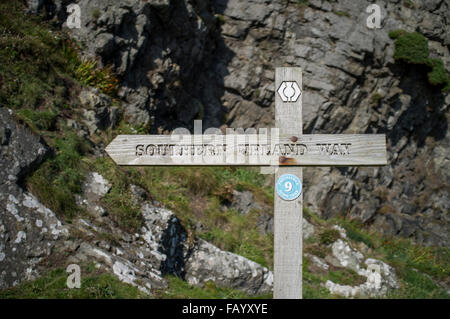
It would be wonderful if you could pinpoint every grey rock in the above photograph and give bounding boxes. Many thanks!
[214,0,274,22]
[221,20,251,38]
[230,190,261,215]
[78,184,109,221]
[184,239,273,295]
[0,126,10,145]
[53,0,222,130]
[140,203,274,294]
[130,184,147,204]
[256,213,274,235]
[94,33,116,56]
[325,240,399,298]
[0,107,69,289]
[82,172,111,201]
[309,0,332,12]
[303,218,315,239]
[123,102,151,128]
[79,88,111,109]
[140,203,188,276]
[79,88,117,134]
[70,241,166,293]
[306,253,329,271]
[331,239,364,273]
[26,0,45,14]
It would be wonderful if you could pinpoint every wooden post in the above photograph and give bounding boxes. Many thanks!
[274,67,303,299]
[105,67,388,299]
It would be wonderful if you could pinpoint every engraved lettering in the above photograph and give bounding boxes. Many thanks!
[136,144,144,156]
[317,143,352,156]
[146,144,156,155]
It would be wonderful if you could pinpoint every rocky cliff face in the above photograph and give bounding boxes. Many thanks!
[41,0,449,247]
[47,0,224,130]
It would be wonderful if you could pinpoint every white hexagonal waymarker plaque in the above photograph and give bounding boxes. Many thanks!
[277,81,301,102]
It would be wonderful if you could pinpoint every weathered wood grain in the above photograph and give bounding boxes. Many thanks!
[105,134,387,166]
[274,67,303,299]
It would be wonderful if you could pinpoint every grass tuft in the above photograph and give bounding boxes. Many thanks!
[16,109,58,131]
[27,132,89,221]
[0,263,149,299]
[319,229,341,245]
[156,276,272,299]
[389,30,450,92]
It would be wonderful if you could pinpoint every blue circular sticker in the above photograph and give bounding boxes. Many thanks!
[276,174,302,201]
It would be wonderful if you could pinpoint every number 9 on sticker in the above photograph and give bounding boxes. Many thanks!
[276,174,302,201]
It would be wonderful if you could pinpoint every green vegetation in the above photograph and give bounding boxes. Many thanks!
[333,10,350,18]
[328,269,366,286]
[0,264,148,299]
[72,57,119,96]
[370,93,383,107]
[92,9,101,20]
[0,0,118,112]
[27,132,89,221]
[200,209,273,268]
[427,58,450,88]
[296,0,309,5]
[0,0,118,223]
[319,229,341,245]
[389,30,429,64]
[0,3,69,110]
[92,157,144,232]
[302,258,338,299]
[94,155,274,266]
[303,211,449,299]
[333,217,376,248]
[0,269,272,299]
[379,238,448,281]
[16,108,58,131]
[215,14,226,25]
[387,268,449,299]
[389,30,450,92]
[402,0,416,9]
[156,276,272,299]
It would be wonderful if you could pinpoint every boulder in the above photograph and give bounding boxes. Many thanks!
[82,172,111,201]
[331,239,364,273]
[184,239,273,295]
[229,190,262,215]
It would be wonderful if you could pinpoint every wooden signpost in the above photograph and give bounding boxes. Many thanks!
[106,67,387,299]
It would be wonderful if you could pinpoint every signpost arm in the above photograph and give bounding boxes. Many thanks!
[274,67,303,299]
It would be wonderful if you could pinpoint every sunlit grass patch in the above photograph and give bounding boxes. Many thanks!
[0,263,149,299]
[27,131,89,221]
[156,276,272,299]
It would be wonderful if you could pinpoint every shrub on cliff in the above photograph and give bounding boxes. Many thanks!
[389,30,450,92]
